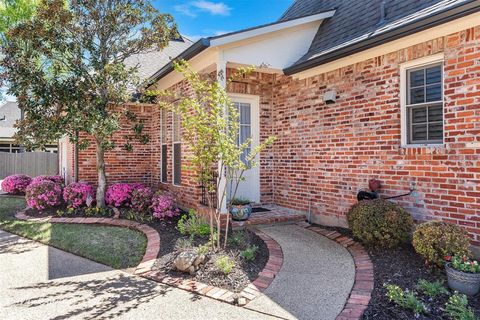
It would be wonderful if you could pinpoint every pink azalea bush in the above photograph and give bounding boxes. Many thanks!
[151,192,179,219]
[63,182,95,209]
[131,186,153,212]
[26,180,63,210]
[32,175,64,185]
[105,183,144,207]
[1,174,32,194]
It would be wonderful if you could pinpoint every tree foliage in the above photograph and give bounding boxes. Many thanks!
[0,0,39,44]
[1,0,177,207]
[155,61,275,249]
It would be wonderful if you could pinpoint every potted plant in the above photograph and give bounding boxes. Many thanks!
[445,255,480,295]
[229,198,252,221]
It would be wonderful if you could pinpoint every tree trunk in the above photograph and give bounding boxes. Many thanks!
[96,141,107,208]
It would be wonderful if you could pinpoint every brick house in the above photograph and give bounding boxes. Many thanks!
[60,1,480,245]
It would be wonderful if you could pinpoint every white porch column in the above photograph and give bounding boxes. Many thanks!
[217,58,228,214]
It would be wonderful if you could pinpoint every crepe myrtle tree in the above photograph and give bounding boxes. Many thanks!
[1,0,178,207]
[154,61,275,249]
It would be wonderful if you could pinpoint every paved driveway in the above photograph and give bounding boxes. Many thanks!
[0,230,284,320]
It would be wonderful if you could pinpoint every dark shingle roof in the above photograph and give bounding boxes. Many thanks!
[281,0,479,73]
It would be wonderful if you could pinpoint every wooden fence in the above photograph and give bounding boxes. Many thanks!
[0,152,58,179]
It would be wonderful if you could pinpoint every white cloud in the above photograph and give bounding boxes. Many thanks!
[184,30,232,41]
[191,1,231,16]
[173,4,197,17]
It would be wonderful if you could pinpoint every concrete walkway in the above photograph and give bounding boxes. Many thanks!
[0,225,355,320]
[247,224,355,320]
[0,230,281,320]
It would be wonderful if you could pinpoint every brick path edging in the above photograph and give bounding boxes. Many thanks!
[140,227,283,306]
[296,221,373,320]
[15,210,160,275]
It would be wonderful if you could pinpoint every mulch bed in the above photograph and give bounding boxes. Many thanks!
[311,224,480,319]
[149,213,269,293]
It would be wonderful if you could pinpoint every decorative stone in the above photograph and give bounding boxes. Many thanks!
[237,297,248,306]
[174,251,200,273]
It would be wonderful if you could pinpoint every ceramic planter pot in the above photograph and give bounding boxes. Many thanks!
[445,262,480,296]
[229,204,252,221]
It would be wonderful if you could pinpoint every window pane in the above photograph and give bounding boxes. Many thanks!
[428,105,443,122]
[411,107,427,124]
[426,65,442,84]
[240,103,251,125]
[173,113,181,142]
[426,84,442,102]
[173,143,181,185]
[410,87,425,104]
[161,144,167,182]
[161,109,167,141]
[409,69,424,87]
[412,124,428,141]
[428,123,443,141]
[240,125,251,144]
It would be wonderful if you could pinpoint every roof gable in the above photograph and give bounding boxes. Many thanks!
[281,0,478,73]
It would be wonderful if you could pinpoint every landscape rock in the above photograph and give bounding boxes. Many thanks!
[174,251,202,274]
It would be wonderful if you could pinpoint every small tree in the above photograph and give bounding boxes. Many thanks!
[1,0,177,207]
[156,61,275,249]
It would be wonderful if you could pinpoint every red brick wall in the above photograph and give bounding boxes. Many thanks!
[270,26,480,244]
[76,104,155,186]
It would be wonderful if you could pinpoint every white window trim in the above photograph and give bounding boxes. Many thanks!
[160,109,168,184]
[172,111,181,186]
[400,53,445,147]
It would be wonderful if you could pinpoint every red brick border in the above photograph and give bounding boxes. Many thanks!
[141,227,283,306]
[296,221,373,320]
[15,210,160,275]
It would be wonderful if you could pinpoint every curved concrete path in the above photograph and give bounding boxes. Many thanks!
[0,230,281,320]
[246,224,355,320]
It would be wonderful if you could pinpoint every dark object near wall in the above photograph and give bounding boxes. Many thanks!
[357,191,379,201]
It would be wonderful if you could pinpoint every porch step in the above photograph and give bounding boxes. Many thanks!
[232,206,306,229]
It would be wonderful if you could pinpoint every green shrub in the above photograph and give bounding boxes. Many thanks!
[230,197,250,206]
[240,245,258,262]
[384,283,427,315]
[227,231,245,246]
[412,221,470,268]
[347,199,413,248]
[175,237,194,251]
[196,244,210,255]
[445,294,476,320]
[177,210,211,238]
[216,256,235,275]
[416,279,449,298]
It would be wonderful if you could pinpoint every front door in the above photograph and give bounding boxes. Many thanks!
[230,94,260,204]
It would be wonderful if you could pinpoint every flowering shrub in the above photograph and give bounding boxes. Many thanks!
[151,192,179,219]
[105,183,144,207]
[26,180,63,210]
[131,186,153,212]
[63,182,95,209]
[413,221,470,268]
[1,174,32,194]
[32,175,64,185]
[446,255,480,273]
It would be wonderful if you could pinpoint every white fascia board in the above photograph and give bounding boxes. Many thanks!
[210,10,336,47]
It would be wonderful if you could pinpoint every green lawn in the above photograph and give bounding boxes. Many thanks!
[0,196,147,269]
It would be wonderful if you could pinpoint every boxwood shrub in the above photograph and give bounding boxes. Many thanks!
[347,199,413,248]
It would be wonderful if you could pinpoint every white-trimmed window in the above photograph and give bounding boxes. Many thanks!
[401,54,444,146]
[160,108,168,183]
[172,111,181,185]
